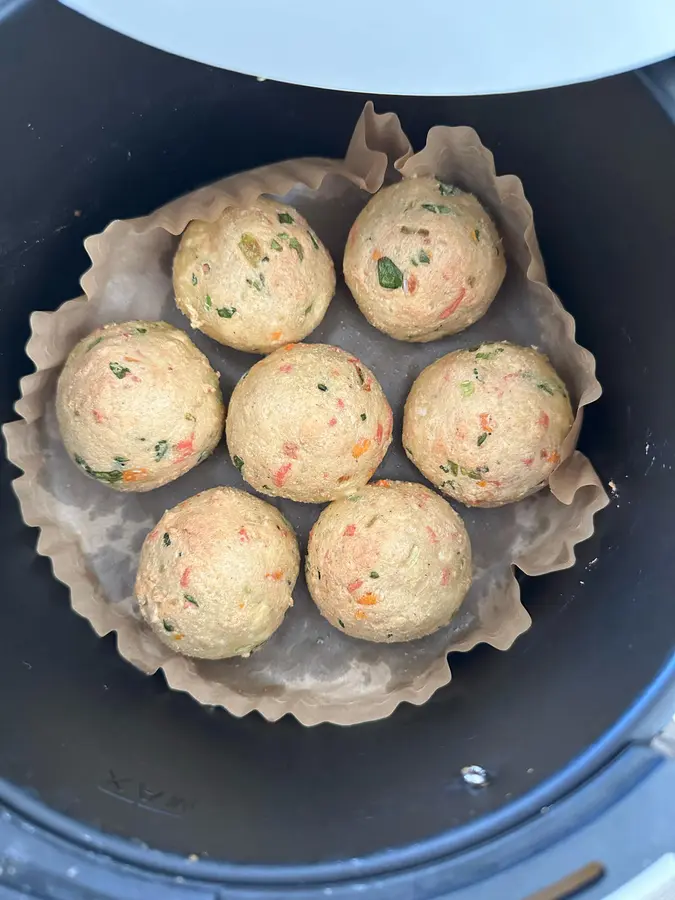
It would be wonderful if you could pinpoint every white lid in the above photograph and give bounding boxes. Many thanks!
[61,0,675,95]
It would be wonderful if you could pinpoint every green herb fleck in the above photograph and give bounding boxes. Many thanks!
[377,256,403,290]
[460,380,474,397]
[205,294,213,309]
[163,620,175,633]
[163,532,171,547]
[217,306,237,318]
[192,273,198,286]
[347,494,362,502]
[536,381,555,396]
[477,433,489,447]
[233,455,245,472]
[86,336,104,352]
[277,211,294,224]
[134,327,147,334]
[421,203,454,215]
[438,181,460,196]
[113,456,129,466]
[317,383,328,392]
[370,571,380,579]
[308,231,319,250]
[270,239,283,251]
[410,257,419,267]
[109,362,130,379]
[239,232,262,266]
[288,237,304,261]
[184,594,199,608]
[360,413,367,421]
[418,249,431,264]
[246,273,265,291]
[441,460,461,477]
[476,347,505,361]
[304,303,314,316]
[337,618,345,629]
[277,232,290,240]
[185,412,196,422]
[472,228,481,242]
[155,440,169,461]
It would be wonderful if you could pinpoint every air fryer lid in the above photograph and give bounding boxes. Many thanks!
[2,0,675,872]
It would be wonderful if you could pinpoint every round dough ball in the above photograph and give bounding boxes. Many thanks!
[56,321,224,492]
[226,343,393,503]
[403,341,574,507]
[173,198,336,354]
[135,487,299,659]
[306,481,472,643]
[343,176,506,342]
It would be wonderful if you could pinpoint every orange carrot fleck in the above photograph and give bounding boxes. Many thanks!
[344,524,356,537]
[479,413,493,433]
[426,526,439,544]
[180,567,191,588]
[283,442,299,459]
[405,273,418,295]
[239,602,245,609]
[274,462,292,487]
[354,609,368,620]
[363,381,372,392]
[270,330,282,341]
[538,411,550,429]
[371,249,383,261]
[357,592,378,606]
[373,479,392,487]
[173,633,184,641]
[348,579,364,593]
[284,343,295,351]
[328,417,338,427]
[124,356,142,363]
[439,287,466,320]
[266,570,283,581]
[122,467,148,483]
[352,438,371,459]
[337,474,351,483]
[541,449,561,465]
[477,480,488,488]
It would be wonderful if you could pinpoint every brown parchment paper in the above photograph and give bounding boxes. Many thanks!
[3,103,608,726]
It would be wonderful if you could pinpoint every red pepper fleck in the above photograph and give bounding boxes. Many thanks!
[337,474,351,483]
[130,375,141,383]
[337,398,345,410]
[202,262,211,274]
[174,432,196,462]
[279,363,293,373]
[376,422,384,444]
[344,524,356,536]
[238,526,250,543]
[180,567,191,588]
[348,579,364,593]
[523,457,534,467]
[426,526,439,544]
[92,409,105,423]
[441,568,450,586]
[274,462,292,487]
[439,287,467,320]
[328,417,338,427]
[405,273,418,295]
[283,442,299,459]
[538,411,550,429]
[148,529,159,542]
[363,381,372,392]
[331,368,341,377]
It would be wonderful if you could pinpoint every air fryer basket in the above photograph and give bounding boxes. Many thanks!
[2,0,675,882]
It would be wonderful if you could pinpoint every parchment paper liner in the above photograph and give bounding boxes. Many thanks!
[3,103,608,726]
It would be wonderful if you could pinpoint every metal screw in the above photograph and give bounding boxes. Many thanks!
[461,765,490,787]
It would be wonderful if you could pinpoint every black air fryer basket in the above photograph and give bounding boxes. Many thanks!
[2,3,675,898]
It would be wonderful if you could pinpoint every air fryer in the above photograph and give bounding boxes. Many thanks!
[2,3,675,899]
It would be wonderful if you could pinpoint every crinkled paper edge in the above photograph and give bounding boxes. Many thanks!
[3,102,609,726]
